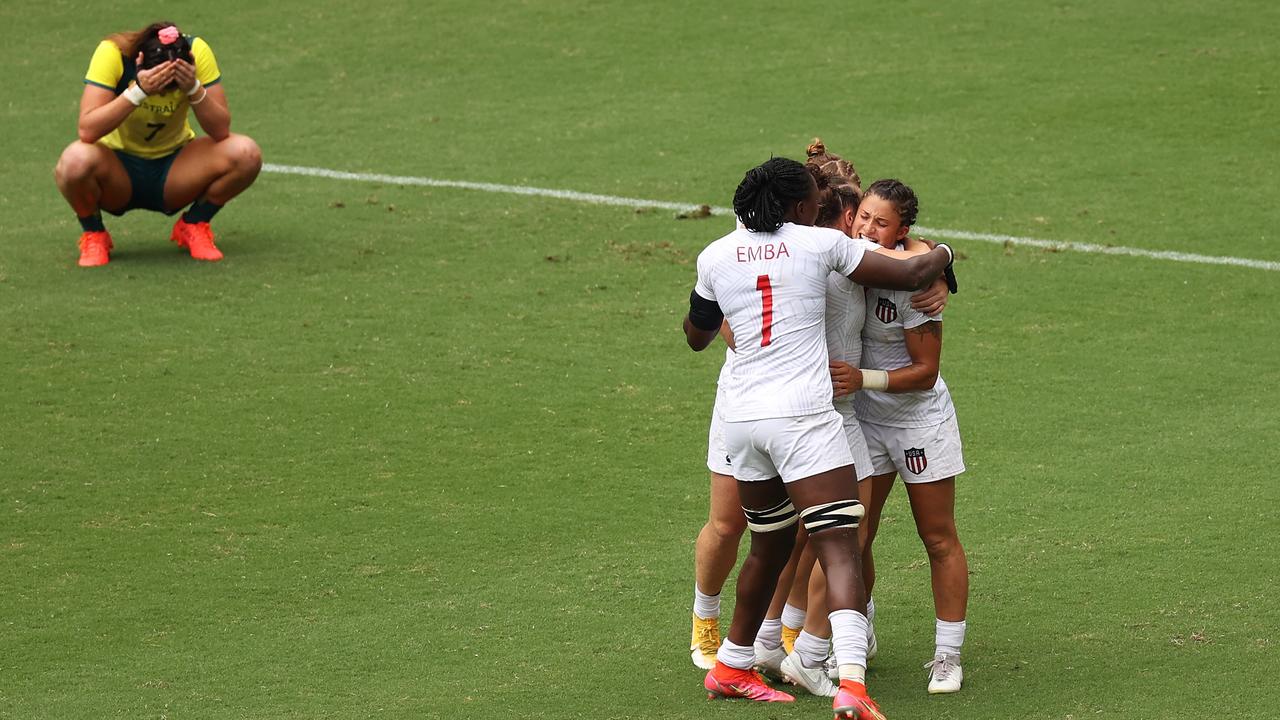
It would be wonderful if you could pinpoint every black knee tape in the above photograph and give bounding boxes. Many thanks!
[743,497,798,533]
[800,499,864,533]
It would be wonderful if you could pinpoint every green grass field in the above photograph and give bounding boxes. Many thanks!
[2,1,1277,718]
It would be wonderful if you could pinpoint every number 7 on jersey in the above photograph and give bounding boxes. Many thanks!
[756,274,773,347]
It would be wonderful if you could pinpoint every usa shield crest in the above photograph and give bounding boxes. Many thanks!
[875,297,897,324]
[904,447,928,474]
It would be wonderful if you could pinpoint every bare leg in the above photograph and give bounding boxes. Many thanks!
[53,141,131,216]
[755,526,810,672]
[785,466,867,614]
[802,560,831,636]
[857,472,897,596]
[164,134,262,210]
[904,478,968,621]
[723,477,796,648]
[785,463,887,703]
[764,527,808,619]
[694,472,746,596]
[786,539,817,611]
[691,470,747,670]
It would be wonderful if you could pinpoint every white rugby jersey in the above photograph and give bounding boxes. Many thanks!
[695,223,868,422]
[854,267,956,427]
[825,239,880,419]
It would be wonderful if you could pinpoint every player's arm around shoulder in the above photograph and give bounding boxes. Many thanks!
[869,238,950,315]
[869,243,924,260]
[849,243,951,292]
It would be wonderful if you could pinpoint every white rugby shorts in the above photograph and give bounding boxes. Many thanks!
[722,410,854,483]
[841,413,876,482]
[860,413,965,483]
[706,400,734,476]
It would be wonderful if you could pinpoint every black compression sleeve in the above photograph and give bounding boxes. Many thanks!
[688,290,725,331]
[943,265,959,294]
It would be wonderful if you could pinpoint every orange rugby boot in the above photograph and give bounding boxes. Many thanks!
[704,661,794,703]
[171,218,223,261]
[77,231,113,267]
[832,679,887,720]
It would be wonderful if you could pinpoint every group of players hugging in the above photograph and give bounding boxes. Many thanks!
[682,141,968,720]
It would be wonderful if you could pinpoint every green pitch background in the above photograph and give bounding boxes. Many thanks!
[1,1,1277,718]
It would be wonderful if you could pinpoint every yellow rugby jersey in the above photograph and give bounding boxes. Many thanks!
[84,37,222,159]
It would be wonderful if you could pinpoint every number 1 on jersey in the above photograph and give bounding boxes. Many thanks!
[756,274,773,346]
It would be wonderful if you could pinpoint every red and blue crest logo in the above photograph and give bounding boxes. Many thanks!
[904,447,928,474]
[875,297,897,324]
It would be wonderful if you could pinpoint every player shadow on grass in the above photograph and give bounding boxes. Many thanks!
[93,237,255,266]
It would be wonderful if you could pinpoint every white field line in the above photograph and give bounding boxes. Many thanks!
[263,163,1280,273]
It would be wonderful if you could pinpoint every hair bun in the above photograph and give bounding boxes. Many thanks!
[804,137,862,193]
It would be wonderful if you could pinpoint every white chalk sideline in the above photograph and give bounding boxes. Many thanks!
[262,163,1280,273]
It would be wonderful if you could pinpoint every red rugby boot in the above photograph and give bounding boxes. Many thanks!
[704,661,794,703]
[833,679,887,720]
[78,231,113,267]
[171,218,223,261]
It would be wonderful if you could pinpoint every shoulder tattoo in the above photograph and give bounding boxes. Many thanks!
[906,321,942,339]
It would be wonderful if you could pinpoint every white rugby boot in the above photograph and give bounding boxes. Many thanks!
[780,651,837,697]
[753,641,788,681]
[925,652,963,694]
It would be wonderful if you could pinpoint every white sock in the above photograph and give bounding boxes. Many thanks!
[781,602,806,630]
[693,585,720,620]
[866,596,876,624]
[717,638,755,670]
[935,618,967,656]
[793,630,830,669]
[829,609,869,680]
[755,618,783,649]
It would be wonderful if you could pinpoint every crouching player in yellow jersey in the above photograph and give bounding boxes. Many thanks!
[54,21,262,266]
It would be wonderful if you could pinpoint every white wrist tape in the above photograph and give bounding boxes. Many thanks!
[123,83,147,106]
[936,242,957,265]
[937,242,954,265]
[187,80,203,96]
[860,369,889,391]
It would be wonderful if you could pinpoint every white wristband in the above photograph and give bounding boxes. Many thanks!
[189,87,208,106]
[123,83,147,106]
[186,80,203,96]
[859,369,889,391]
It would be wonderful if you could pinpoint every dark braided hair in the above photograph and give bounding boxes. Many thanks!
[863,178,919,228]
[733,157,813,233]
